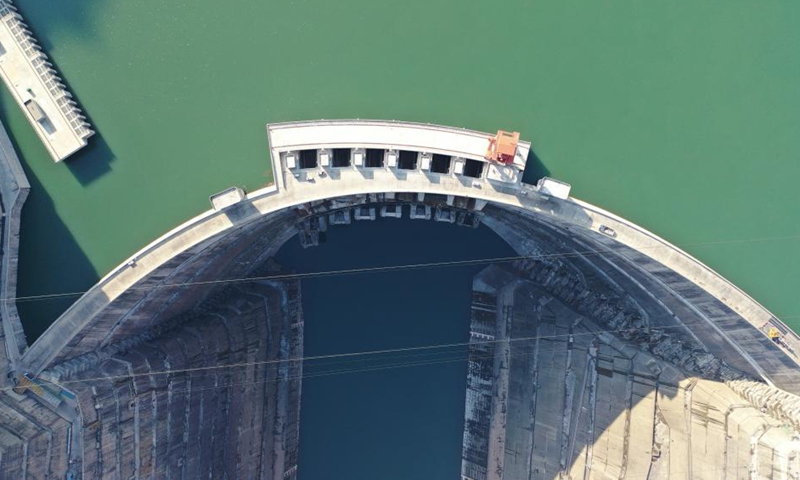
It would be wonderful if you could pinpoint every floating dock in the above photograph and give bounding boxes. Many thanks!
[0,0,93,162]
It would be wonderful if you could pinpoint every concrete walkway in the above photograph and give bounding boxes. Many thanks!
[0,118,29,382]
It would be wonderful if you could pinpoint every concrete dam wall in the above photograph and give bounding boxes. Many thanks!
[2,120,800,478]
[0,118,28,379]
[1,279,304,478]
[20,121,799,388]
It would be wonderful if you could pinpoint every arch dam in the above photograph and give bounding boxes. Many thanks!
[1,120,800,478]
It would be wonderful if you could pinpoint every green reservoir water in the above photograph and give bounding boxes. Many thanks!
[0,1,798,478]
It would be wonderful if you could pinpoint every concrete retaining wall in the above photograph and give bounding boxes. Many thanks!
[0,118,29,373]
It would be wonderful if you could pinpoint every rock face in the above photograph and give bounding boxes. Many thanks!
[483,207,750,383]
[461,265,800,480]
[0,280,303,479]
[458,205,800,479]
[727,379,800,434]
[509,250,743,382]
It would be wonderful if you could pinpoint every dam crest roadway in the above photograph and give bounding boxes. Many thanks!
[20,120,800,384]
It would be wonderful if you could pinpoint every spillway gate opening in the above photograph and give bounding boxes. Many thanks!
[365,148,385,168]
[398,150,418,170]
[299,150,318,169]
[431,154,451,174]
[463,159,484,178]
[332,148,351,168]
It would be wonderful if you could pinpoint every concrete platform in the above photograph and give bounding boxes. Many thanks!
[267,120,531,172]
[0,1,93,162]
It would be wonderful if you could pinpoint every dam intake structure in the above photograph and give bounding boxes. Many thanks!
[1,120,800,478]
[0,0,93,162]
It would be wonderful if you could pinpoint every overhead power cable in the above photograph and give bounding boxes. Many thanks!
[35,323,736,402]
[4,231,800,306]
[3,317,757,393]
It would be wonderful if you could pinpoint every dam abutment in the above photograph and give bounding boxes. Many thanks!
[0,117,28,377]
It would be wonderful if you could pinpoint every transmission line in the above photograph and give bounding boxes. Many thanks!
[6,318,750,393]
[5,231,800,306]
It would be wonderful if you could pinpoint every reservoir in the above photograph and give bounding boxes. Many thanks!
[0,0,798,478]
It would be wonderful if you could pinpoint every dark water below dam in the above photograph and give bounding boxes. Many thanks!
[276,217,515,479]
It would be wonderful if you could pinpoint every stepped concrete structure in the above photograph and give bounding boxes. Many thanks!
[0,115,26,376]
[1,119,799,478]
[0,0,93,161]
